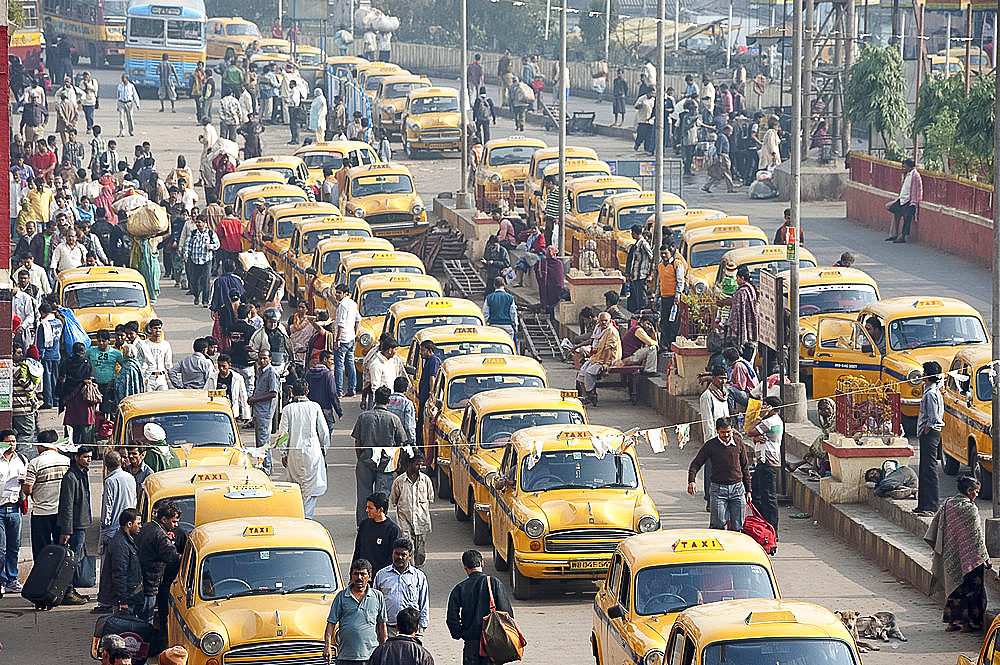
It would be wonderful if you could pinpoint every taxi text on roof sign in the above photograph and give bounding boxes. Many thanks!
[371,253,396,259]
[745,610,798,625]
[453,327,478,333]
[672,538,724,552]
[191,473,229,483]
[389,276,411,282]
[557,430,594,440]
[425,300,453,308]
[818,270,843,277]
[712,225,744,233]
[560,390,580,400]
[482,357,508,365]
[243,525,274,537]
[207,389,227,399]
[912,299,944,308]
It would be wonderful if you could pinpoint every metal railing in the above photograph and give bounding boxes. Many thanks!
[607,158,685,198]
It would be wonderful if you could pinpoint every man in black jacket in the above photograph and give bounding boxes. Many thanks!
[353,492,401,575]
[446,549,514,665]
[135,500,181,623]
[369,607,434,665]
[96,508,142,614]
[56,446,93,605]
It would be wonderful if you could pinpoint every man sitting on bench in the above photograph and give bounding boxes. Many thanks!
[575,312,621,406]
[618,314,659,375]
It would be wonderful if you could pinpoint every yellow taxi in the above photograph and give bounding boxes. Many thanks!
[533,160,614,227]
[451,388,587,545]
[383,297,484,349]
[401,86,463,157]
[283,216,367,297]
[360,65,411,104]
[55,266,157,339]
[114,390,250,468]
[294,140,380,184]
[166,517,343,665]
[190,481,304,526]
[680,213,751,235]
[237,155,314,190]
[206,17,260,59]
[929,54,965,77]
[356,61,403,92]
[235,183,308,225]
[487,424,660,600]
[940,346,994,497]
[403,325,516,390]
[253,200,338,266]
[658,208,727,249]
[959,612,1000,665]
[666,599,861,665]
[473,135,549,211]
[424,354,547,498]
[594,191,688,267]
[679,224,768,293]
[295,44,326,90]
[699,245,818,296]
[523,146,599,225]
[138,466,269,531]
[335,250,427,294]
[780,266,881,381]
[562,175,642,250]
[592,529,780,665]
[352,273,444,362]
[219,169,286,208]
[256,38,291,54]
[340,163,428,243]
[808,297,990,423]
[306,236,394,314]
[375,74,432,137]
[326,54,369,78]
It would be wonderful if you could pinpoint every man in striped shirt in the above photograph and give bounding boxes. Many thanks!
[22,430,71,559]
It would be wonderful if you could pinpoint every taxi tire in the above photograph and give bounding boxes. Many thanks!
[455,494,471,522]
[437,465,453,500]
[943,452,960,476]
[509,543,532,601]
[472,508,490,546]
[972,443,993,500]
[493,543,509,572]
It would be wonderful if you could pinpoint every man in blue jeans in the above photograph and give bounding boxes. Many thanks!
[56,446,93,605]
[36,301,63,409]
[0,430,27,595]
[686,417,751,531]
[333,283,361,397]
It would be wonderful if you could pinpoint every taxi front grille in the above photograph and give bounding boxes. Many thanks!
[421,128,461,140]
[367,212,415,225]
[544,528,636,553]
[512,178,526,189]
[223,640,326,665]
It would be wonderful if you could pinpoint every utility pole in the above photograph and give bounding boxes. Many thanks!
[654,0,664,250]
[802,0,813,158]
[605,0,611,61]
[789,0,802,384]
[457,0,473,209]
[673,0,679,51]
[843,0,854,157]
[558,0,567,252]
[0,0,12,430]
[988,38,1000,548]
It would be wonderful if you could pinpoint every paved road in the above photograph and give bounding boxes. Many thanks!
[1,66,991,663]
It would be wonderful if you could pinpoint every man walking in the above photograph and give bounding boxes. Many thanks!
[136,319,171,391]
[305,349,344,434]
[249,348,280,474]
[182,218,219,307]
[390,451,434,567]
[22,430,70,558]
[416,341,441,452]
[914,361,944,517]
[354,495,402,590]
[324,559,388,665]
[56,446,93,605]
[99,450,137,556]
[95,508,142,615]
[472,87,496,144]
[369,607,435,665]
[625,226,652,312]
[687,418,751,531]
[483,276,517,338]
[352,387,407,524]
[278,380,330,519]
[373,538,430,636]
[747,396,782,532]
[0,431,27,595]
[388,377,416,445]
[135,500,181,622]
[334,283,361,397]
[116,73,140,137]
[287,79,303,145]
[446,549,514,665]
[702,125,735,193]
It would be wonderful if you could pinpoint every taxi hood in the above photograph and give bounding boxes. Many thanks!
[203,595,332,644]
[74,309,148,334]
[361,194,417,213]
[176,446,248,468]
[895,343,985,369]
[529,490,639,528]
[416,114,460,129]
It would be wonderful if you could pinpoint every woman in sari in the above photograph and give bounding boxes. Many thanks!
[534,245,565,319]
[288,301,319,367]
[114,342,145,400]
[59,342,97,444]
[924,475,993,632]
[94,177,116,223]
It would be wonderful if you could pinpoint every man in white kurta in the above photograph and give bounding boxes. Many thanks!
[279,381,331,519]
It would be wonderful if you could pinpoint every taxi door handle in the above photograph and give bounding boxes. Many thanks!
[816,352,832,358]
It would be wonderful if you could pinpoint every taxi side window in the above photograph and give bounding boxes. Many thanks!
[667,628,685,665]
[618,561,631,612]
[183,547,197,603]
[460,407,473,443]
[606,553,622,601]
[982,626,998,665]
[466,408,478,444]
[290,230,299,253]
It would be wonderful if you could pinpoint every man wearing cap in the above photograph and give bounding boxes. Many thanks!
[56,446,94,605]
[22,430,70,559]
[140,423,179,473]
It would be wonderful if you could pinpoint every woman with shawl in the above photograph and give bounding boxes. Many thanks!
[94,177,116,223]
[308,87,327,144]
[719,265,758,347]
[59,342,97,444]
[288,300,319,367]
[924,475,992,632]
[534,245,565,318]
[114,342,145,400]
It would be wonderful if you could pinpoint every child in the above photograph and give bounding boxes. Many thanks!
[389,449,434,567]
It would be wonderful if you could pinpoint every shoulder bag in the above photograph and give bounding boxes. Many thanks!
[480,576,526,664]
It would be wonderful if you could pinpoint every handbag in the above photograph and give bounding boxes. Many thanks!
[82,381,103,405]
[480,576,526,664]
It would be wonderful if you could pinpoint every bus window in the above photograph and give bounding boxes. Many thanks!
[129,17,164,42]
[167,19,202,43]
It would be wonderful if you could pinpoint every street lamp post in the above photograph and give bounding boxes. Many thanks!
[557,0,567,252]
[457,0,474,209]
[653,0,664,250]
[788,0,802,385]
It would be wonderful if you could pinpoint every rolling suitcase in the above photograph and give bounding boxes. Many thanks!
[22,544,76,608]
[244,266,282,303]
[92,611,154,661]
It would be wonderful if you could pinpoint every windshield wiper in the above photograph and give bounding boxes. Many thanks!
[536,483,590,491]
[282,583,333,594]
[600,482,636,488]
[225,586,281,599]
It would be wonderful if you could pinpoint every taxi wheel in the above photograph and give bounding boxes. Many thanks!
[971,442,993,500]
[943,452,960,476]
[493,543,509,571]
[404,137,418,159]
[455,493,470,522]
[509,543,532,600]
[436,465,453,500]
[901,415,917,437]
[472,506,491,546]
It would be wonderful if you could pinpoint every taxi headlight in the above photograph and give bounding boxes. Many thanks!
[412,203,424,215]
[801,331,817,349]
[353,206,366,218]
[524,518,545,539]
[637,515,660,533]
[907,368,923,385]
[201,631,225,656]
[694,281,707,295]
[489,173,502,183]
[358,331,374,347]
[644,649,665,665]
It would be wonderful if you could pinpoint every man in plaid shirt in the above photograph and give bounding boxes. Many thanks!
[183,217,219,307]
[62,128,87,169]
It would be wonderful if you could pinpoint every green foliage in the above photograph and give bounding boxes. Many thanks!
[578,0,618,58]
[911,73,962,171]
[954,72,996,177]
[8,0,25,28]
[845,45,909,158]
[912,71,995,179]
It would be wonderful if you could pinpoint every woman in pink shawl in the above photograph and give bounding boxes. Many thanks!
[534,245,564,318]
[94,176,116,223]
[924,475,992,632]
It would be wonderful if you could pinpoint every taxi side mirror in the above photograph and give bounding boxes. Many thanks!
[607,605,624,620]
[404,364,417,376]
[306,267,317,276]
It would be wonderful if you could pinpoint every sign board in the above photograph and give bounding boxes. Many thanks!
[758,269,779,351]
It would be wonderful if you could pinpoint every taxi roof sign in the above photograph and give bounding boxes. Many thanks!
[818,270,843,277]
[673,538,725,553]
[207,389,227,399]
[425,300,453,308]
[557,430,593,440]
[759,247,783,255]
[370,253,397,259]
[712,225,744,233]
[388,276,411,282]
[745,610,798,625]
[226,484,275,499]
[912,299,944,308]
[453,327,478,333]
[482,357,508,365]
[560,390,580,400]
[243,525,274,537]
[191,472,229,483]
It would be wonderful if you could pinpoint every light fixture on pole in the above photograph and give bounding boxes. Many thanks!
[456,0,474,209]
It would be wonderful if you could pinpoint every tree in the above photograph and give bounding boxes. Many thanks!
[8,0,24,28]
[578,0,619,59]
[844,44,909,159]
[912,71,995,179]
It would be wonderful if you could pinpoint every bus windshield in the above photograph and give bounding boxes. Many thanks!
[105,0,127,16]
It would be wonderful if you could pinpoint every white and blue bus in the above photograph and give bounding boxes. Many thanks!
[125,0,206,92]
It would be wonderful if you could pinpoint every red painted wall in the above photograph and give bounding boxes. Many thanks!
[1,24,11,428]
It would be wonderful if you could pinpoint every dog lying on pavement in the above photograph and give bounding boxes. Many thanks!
[835,610,908,652]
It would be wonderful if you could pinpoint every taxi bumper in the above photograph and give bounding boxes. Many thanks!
[514,551,612,579]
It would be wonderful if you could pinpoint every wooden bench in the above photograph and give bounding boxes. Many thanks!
[597,365,643,405]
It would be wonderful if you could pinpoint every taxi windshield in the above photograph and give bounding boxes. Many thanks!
[224,179,280,204]
[411,95,459,114]
[438,340,513,358]
[796,284,878,316]
[977,367,994,401]
[400,315,483,347]
[259,166,295,181]
[360,288,440,317]
[566,169,609,182]
[365,74,392,91]
[384,82,428,97]
[243,194,306,219]
[634,562,776,615]
[616,205,654,232]
[887,314,988,351]
[199,548,337,600]
[480,410,585,447]
[576,188,639,214]
[689,238,765,268]
[702,638,858,665]
[488,145,537,166]
[447,374,544,409]
[348,265,423,291]
[63,281,147,308]
[128,412,237,447]
[738,259,817,287]
[519,450,638,492]
[299,52,323,66]
[303,229,346,254]
[351,174,415,197]
[299,151,346,170]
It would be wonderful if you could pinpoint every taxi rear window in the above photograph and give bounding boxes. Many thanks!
[689,238,765,268]
[360,288,441,317]
[447,374,544,409]
[439,340,513,359]
[348,265,423,291]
